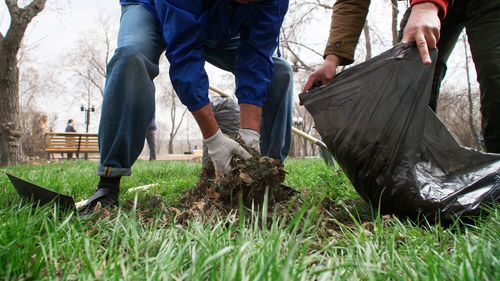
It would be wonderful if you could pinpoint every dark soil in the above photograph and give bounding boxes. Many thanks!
[174,156,293,222]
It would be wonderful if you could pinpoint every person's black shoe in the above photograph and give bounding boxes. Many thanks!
[79,187,119,217]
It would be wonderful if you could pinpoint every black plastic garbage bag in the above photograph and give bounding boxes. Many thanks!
[299,43,500,222]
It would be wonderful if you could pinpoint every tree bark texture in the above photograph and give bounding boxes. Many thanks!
[363,21,371,60]
[0,0,46,165]
[391,0,399,46]
[167,90,187,154]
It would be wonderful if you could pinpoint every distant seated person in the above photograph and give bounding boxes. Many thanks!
[65,119,77,159]
[192,144,202,158]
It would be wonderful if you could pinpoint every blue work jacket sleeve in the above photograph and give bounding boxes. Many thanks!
[155,0,288,111]
[235,0,289,107]
[155,1,210,112]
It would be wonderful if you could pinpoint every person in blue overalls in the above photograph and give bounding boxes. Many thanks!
[80,0,292,215]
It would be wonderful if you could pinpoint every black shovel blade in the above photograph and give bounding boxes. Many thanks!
[5,172,76,211]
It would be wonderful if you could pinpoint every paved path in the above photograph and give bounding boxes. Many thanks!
[137,154,202,161]
[48,153,202,161]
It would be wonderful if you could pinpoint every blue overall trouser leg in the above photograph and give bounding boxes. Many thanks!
[97,5,165,176]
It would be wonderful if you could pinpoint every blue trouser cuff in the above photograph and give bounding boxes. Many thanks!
[97,163,132,177]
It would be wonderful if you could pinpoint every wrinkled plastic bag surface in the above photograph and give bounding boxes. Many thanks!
[299,43,500,222]
[202,95,240,166]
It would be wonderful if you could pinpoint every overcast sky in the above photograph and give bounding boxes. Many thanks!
[1,1,120,61]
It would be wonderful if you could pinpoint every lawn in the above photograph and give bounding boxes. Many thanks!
[1,158,498,280]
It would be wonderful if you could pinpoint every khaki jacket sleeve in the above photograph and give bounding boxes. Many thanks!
[324,0,449,66]
[324,0,370,66]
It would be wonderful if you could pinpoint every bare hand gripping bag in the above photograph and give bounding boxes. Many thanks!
[299,43,500,222]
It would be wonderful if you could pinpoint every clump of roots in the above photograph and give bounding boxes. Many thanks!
[175,136,297,223]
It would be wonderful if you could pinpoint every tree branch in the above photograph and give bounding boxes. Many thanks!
[23,0,47,19]
[89,55,106,78]
[313,0,332,10]
[5,0,19,15]
[173,108,188,136]
[7,0,47,25]
[286,41,323,57]
[4,0,47,51]
[293,0,332,10]
[282,39,314,71]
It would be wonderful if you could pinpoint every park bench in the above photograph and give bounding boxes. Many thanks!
[46,132,99,155]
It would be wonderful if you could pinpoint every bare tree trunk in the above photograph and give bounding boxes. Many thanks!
[463,34,481,148]
[0,0,47,166]
[391,0,399,46]
[363,21,372,60]
[0,49,23,166]
[167,89,188,154]
[168,134,174,154]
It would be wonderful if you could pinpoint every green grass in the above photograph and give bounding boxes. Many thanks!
[0,158,498,280]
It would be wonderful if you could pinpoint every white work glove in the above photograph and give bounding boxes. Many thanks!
[238,128,260,154]
[204,129,252,174]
